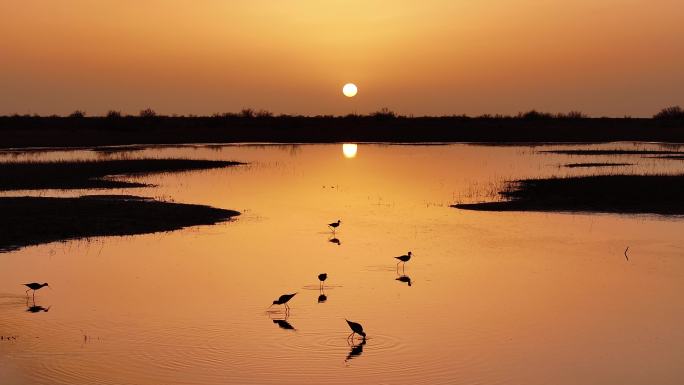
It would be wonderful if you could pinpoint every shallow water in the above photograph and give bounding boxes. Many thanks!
[1,143,683,385]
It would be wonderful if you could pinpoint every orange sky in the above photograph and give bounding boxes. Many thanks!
[1,0,682,116]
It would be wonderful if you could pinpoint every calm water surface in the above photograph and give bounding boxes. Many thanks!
[0,143,683,385]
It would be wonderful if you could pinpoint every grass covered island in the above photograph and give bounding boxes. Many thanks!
[0,158,243,252]
[453,174,684,215]
[0,195,240,252]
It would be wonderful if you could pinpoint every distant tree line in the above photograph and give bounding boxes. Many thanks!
[3,106,682,120]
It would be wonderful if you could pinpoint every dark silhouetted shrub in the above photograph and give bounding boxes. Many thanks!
[371,107,397,119]
[139,108,157,118]
[255,109,273,118]
[557,111,587,119]
[240,108,255,118]
[518,110,554,120]
[654,106,684,120]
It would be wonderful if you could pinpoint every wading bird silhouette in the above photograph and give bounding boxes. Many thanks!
[345,319,367,341]
[24,283,49,299]
[395,251,413,271]
[318,273,327,289]
[328,220,341,233]
[270,293,297,312]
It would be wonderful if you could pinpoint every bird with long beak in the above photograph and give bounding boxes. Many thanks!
[395,251,413,269]
[270,293,297,311]
[328,220,341,232]
[345,319,367,341]
[24,282,49,298]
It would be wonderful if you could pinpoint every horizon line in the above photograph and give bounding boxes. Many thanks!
[2,105,683,120]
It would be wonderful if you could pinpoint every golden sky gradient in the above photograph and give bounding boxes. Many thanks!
[1,0,682,116]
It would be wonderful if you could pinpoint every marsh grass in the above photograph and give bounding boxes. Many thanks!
[563,163,633,168]
[453,174,684,215]
[541,149,684,156]
[0,195,239,252]
[0,158,242,190]
[650,155,684,160]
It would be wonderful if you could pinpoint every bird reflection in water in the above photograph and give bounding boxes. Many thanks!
[272,318,296,331]
[317,292,327,303]
[396,274,412,287]
[25,297,50,313]
[269,311,296,331]
[345,338,366,363]
[328,236,341,246]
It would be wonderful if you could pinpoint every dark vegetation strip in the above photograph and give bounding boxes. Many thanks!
[542,150,684,155]
[2,114,684,148]
[563,163,633,168]
[651,155,684,160]
[0,159,242,190]
[0,195,240,252]
[452,175,684,215]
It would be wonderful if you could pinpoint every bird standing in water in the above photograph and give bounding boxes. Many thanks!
[318,273,328,289]
[270,293,297,311]
[345,319,367,341]
[24,283,49,298]
[395,251,413,270]
[328,220,341,233]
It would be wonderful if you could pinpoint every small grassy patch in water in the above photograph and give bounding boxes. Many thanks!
[453,174,684,215]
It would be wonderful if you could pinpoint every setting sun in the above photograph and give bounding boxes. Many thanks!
[342,83,358,98]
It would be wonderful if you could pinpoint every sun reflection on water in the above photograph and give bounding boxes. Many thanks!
[342,143,358,158]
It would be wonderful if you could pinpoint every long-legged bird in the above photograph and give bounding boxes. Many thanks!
[328,220,341,232]
[24,283,49,298]
[395,251,413,269]
[270,293,297,311]
[345,319,367,341]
